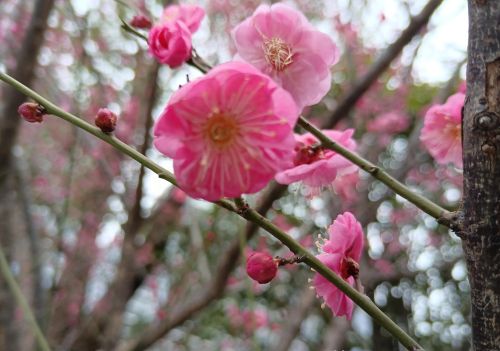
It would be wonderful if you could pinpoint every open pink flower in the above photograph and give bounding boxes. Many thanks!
[162,4,205,33]
[275,129,357,188]
[232,3,339,110]
[148,21,192,68]
[312,212,364,319]
[153,61,299,201]
[420,92,464,168]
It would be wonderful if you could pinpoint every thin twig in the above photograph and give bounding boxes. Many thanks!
[297,116,451,222]
[0,245,52,351]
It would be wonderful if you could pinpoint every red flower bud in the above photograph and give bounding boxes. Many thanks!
[246,252,278,284]
[130,15,152,29]
[95,108,117,133]
[18,102,45,123]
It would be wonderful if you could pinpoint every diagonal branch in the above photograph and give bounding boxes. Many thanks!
[324,0,443,128]
[0,70,423,351]
[297,116,450,222]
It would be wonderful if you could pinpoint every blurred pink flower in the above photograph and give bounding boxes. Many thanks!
[232,3,339,109]
[367,111,409,134]
[420,92,464,168]
[330,169,359,204]
[458,81,466,94]
[153,61,299,200]
[275,129,357,188]
[227,305,268,334]
[148,21,192,68]
[312,212,364,319]
[162,4,205,33]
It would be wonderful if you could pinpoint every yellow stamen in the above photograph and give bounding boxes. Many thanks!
[262,37,293,71]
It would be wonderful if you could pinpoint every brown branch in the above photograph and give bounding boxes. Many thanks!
[324,0,443,128]
[273,288,317,351]
[0,0,56,184]
[12,157,44,328]
[0,1,55,350]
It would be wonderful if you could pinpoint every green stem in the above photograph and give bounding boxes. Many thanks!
[238,206,423,350]
[0,70,423,350]
[120,17,148,42]
[0,245,52,351]
[298,117,450,222]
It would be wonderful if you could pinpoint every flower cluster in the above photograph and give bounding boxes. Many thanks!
[420,92,464,168]
[312,212,364,319]
[151,3,348,201]
[148,4,205,68]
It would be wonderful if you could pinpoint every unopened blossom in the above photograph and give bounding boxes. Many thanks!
[161,4,205,33]
[148,21,192,68]
[420,92,464,168]
[246,252,278,284]
[232,3,339,109]
[153,61,299,201]
[18,102,45,123]
[275,129,357,188]
[312,212,364,319]
[95,108,117,133]
[130,14,152,29]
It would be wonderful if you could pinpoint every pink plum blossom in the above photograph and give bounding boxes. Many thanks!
[162,4,205,33]
[153,61,299,201]
[232,3,339,109]
[148,21,192,68]
[312,212,364,319]
[275,129,357,188]
[420,92,464,168]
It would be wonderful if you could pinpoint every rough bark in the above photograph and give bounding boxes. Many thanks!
[462,1,500,350]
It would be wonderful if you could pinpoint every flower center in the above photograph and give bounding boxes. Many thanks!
[340,256,359,279]
[293,142,326,166]
[204,113,239,148]
[262,37,293,72]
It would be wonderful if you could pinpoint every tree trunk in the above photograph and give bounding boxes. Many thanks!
[0,1,55,350]
[462,1,500,350]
